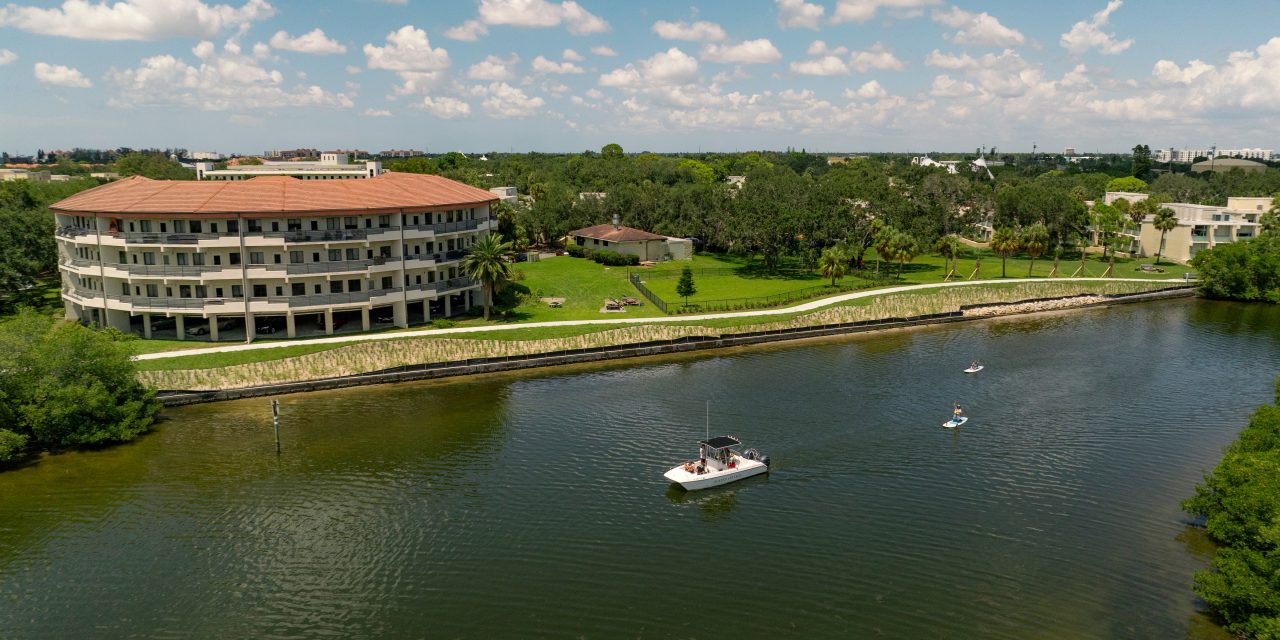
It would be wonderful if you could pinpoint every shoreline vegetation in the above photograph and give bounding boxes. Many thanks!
[139,280,1181,392]
[1183,376,1280,637]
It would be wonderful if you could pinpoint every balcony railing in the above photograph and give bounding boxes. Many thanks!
[103,292,237,309]
[261,229,368,242]
[406,250,471,264]
[404,218,488,234]
[116,232,224,245]
[263,287,403,308]
[117,263,232,277]
[257,257,400,275]
[439,276,475,292]
[55,226,96,238]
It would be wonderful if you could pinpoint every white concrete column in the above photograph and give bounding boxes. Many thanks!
[465,289,473,310]
[444,295,452,317]
[324,308,334,335]
[286,312,296,338]
[423,299,431,322]
[143,313,152,339]
[245,313,255,342]
[393,300,408,328]
[175,314,185,340]
[360,307,370,332]
[209,314,219,341]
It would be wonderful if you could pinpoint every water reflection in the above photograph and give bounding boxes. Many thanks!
[1,298,1278,639]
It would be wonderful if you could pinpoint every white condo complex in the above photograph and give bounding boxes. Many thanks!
[52,172,495,341]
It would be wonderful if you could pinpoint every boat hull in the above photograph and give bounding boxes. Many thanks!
[664,459,768,491]
[964,366,984,373]
[944,416,969,428]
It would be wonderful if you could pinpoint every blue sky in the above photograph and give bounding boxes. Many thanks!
[1,0,1278,155]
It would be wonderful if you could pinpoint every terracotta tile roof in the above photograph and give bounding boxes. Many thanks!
[50,172,498,215]
[570,223,667,242]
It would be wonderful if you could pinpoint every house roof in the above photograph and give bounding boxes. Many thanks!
[570,223,667,242]
[50,171,498,215]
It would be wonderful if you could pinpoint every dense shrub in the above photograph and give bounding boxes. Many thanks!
[1191,234,1280,303]
[1183,376,1280,635]
[565,244,586,258]
[589,250,638,266]
[0,310,159,463]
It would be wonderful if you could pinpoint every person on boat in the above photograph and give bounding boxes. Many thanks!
[970,360,979,370]
[953,403,963,422]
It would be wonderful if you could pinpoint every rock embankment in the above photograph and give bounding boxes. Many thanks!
[962,295,1109,317]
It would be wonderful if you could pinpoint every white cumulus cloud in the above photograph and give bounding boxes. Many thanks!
[362,108,392,117]
[831,0,939,25]
[700,39,782,65]
[532,55,584,74]
[776,0,824,29]
[600,47,699,88]
[1061,1,1133,55]
[932,7,1025,47]
[467,54,519,81]
[444,20,488,41]
[652,20,726,42]
[850,43,905,72]
[591,45,617,57]
[562,48,584,61]
[420,96,471,118]
[269,28,345,55]
[34,62,91,87]
[477,81,545,117]
[477,0,609,35]
[364,25,450,71]
[0,49,16,65]
[0,0,274,41]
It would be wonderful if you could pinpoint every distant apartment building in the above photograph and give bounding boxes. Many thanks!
[0,168,49,182]
[197,153,382,181]
[188,151,225,161]
[1100,192,1268,263]
[489,186,517,204]
[378,149,426,158]
[52,172,495,341]
[1154,147,1274,163]
[1064,147,1076,156]
[264,148,321,159]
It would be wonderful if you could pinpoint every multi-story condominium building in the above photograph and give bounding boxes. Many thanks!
[52,172,495,341]
[1100,192,1267,263]
[196,153,382,181]
[1154,147,1274,163]
[187,151,225,161]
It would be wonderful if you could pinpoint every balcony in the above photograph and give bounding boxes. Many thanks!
[261,228,368,243]
[263,287,403,308]
[117,263,234,277]
[438,276,476,293]
[55,225,96,239]
[261,256,401,275]
[116,232,226,245]
[404,218,488,235]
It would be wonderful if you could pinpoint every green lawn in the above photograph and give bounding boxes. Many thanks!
[0,275,63,323]
[871,248,1194,283]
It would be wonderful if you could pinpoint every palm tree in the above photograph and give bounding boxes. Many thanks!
[888,231,919,277]
[935,235,962,281]
[818,245,848,286]
[1022,223,1049,277]
[873,226,897,277]
[1152,207,1178,265]
[462,233,513,321]
[990,227,1021,278]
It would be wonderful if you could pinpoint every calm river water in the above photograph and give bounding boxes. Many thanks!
[3,298,1280,639]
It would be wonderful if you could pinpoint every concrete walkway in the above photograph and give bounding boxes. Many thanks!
[135,277,1183,361]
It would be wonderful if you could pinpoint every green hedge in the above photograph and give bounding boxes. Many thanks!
[1183,376,1280,637]
[564,244,640,266]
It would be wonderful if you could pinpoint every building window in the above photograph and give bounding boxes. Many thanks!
[249,252,265,265]
[292,283,305,296]
[330,281,343,293]
[165,287,172,297]
[143,252,156,265]
[179,285,192,298]
[275,286,283,296]
[314,284,321,294]
[121,283,130,295]
[247,220,262,232]
[118,251,127,264]
[227,220,238,233]
[273,254,282,264]
[381,276,392,290]
[173,220,186,233]
[209,222,218,234]
[271,221,280,232]
[344,216,357,229]
[346,248,359,260]
[192,253,205,266]
[348,279,362,292]
[176,253,189,266]
[326,218,340,230]
[159,223,167,232]
[252,284,266,297]
[146,284,158,297]
[139,220,152,232]
[215,288,223,297]
[231,285,243,298]
[229,252,241,265]
[290,251,303,264]
[288,218,301,231]
[365,218,373,229]
[328,249,342,261]
[213,255,222,266]
[190,220,202,233]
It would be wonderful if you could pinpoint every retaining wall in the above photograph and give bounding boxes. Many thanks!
[157,286,1194,406]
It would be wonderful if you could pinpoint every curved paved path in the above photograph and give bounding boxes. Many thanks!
[135,277,1183,361]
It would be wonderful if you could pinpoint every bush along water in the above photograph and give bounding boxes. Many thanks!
[1183,375,1280,637]
[0,309,160,465]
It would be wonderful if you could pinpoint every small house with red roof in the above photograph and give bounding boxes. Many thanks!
[568,216,692,261]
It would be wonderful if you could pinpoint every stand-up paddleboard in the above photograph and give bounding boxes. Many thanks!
[944,416,968,428]
[964,365,984,373]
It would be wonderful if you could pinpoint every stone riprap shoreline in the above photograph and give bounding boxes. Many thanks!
[150,281,1193,405]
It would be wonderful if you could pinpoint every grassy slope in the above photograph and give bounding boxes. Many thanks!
[135,280,1177,372]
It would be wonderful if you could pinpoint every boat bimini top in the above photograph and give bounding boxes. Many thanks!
[698,436,741,450]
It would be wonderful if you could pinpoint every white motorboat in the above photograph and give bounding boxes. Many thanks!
[664,435,769,491]
[943,416,969,428]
